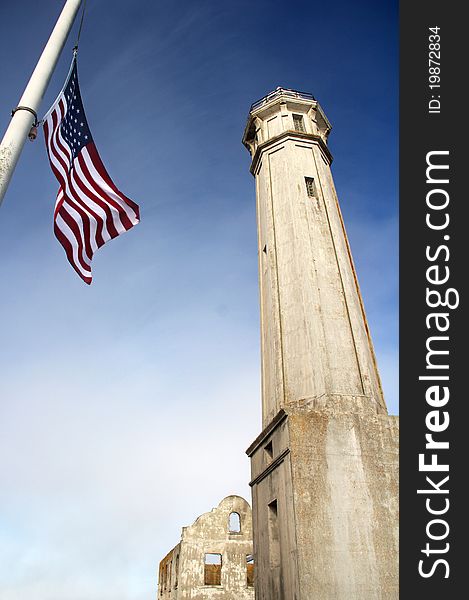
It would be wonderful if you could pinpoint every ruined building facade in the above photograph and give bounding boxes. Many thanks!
[242,88,399,599]
[157,495,255,600]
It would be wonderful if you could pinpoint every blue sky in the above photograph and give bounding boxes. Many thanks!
[0,1,398,598]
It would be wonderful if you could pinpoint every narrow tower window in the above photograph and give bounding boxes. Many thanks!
[246,554,255,587]
[293,114,306,132]
[229,512,241,533]
[204,553,222,586]
[305,177,317,198]
[268,500,280,568]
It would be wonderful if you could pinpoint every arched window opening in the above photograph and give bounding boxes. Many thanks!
[229,511,241,533]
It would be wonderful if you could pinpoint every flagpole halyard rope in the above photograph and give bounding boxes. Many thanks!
[72,0,87,54]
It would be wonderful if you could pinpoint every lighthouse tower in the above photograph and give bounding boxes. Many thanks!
[243,88,399,600]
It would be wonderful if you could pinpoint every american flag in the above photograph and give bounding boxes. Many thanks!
[43,57,139,284]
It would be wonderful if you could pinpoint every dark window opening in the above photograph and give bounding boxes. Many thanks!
[229,512,241,533]
[247,554,255,587]
[175,554,179,588]
[268,500,280,568]
[293,114,306,133]
[305,177,317,198]
[204,553,222,586]
[263,244,267,254]
[264,440,273,459]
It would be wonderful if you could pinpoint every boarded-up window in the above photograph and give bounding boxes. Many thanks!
[204,553,222,586]
[229,512,241,533]
[267,115,280,138]
[246,554,255,587]
[293,114,306,132]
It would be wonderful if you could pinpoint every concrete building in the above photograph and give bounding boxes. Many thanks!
[157,495,255,600]
[242,88,399,599]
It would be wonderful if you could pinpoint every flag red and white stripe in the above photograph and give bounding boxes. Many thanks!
[43,57,139,284]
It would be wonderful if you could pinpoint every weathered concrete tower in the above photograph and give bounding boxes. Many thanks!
[243,88,399,600]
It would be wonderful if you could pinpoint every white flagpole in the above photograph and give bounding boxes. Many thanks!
[0,0,82,208]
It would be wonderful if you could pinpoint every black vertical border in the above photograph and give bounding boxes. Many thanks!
[400,1,465,597]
